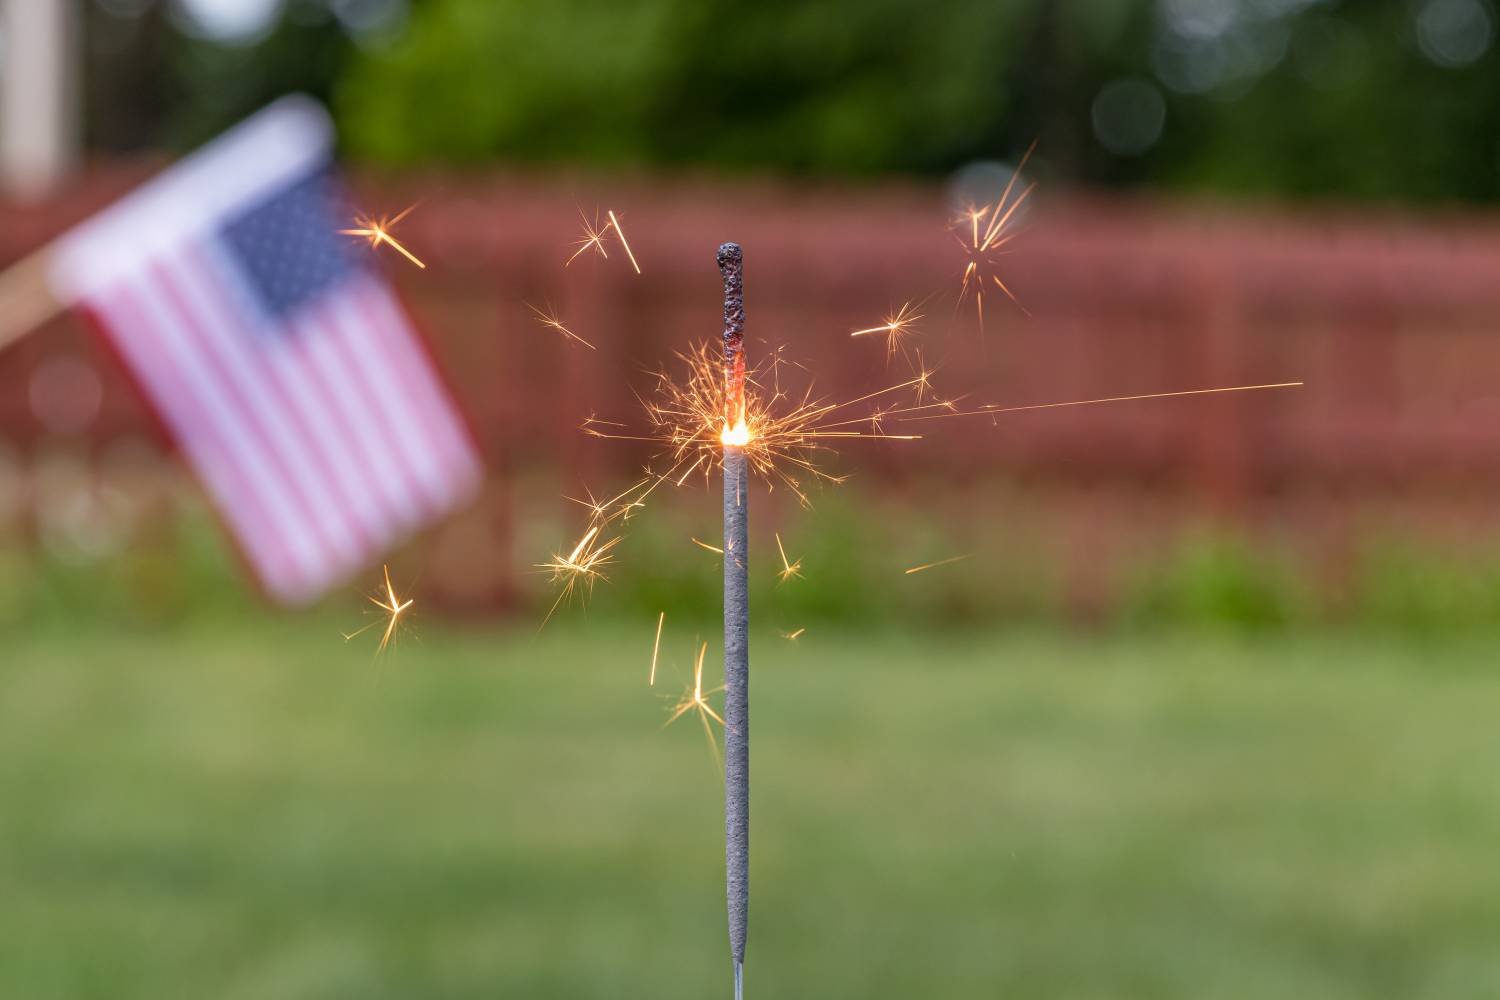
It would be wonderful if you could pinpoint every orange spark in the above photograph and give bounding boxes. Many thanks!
[905,553,973,575]
[527,302,596,350]
[565,208,613,266]
[663,640,725,768]
[607,210,641,274]
[692,537,725,555]
[537,523,622,626]
[780,627,806,641]
[339,203,426,269]
[954,141,1035,329]
[650,611,665,686]
[850,301,923,363]
[775,532,803,583]
[342,564,415,653]
[897,382,1306,424]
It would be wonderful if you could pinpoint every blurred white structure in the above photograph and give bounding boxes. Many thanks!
[1,0,79,199]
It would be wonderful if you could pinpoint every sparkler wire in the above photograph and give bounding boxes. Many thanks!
[717,241,751,997]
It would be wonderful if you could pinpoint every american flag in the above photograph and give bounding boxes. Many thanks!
[47,97,482,604]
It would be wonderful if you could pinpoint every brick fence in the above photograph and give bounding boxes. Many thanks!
[3,164,1500,608]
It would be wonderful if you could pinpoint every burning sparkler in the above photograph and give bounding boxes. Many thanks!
[718,242,751,1000]
[339,203,426,269]
[955,141,1036,328]
[542,232,1303,1000]
[342,564,414,653]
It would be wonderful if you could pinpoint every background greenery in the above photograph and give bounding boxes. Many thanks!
[4,622,1499,998]
[85,0,1500,203]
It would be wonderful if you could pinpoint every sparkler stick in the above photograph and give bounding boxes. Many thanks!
[717,241,751,1000]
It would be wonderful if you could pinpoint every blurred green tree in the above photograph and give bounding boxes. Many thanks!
[81,0,1500,203]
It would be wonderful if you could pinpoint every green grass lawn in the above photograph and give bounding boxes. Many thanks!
[2,622,1499,998]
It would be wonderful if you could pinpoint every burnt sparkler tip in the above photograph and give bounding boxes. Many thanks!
[717,242,742,271]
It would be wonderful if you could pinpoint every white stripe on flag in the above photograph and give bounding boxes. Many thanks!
[144,259,366,577]
[289,297,435,531]
[184,245,405,555]
[96,285,317,600]
[353,280,481,489]
[320,296,455,509]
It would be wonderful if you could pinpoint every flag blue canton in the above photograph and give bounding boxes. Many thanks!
[221,168,363,320]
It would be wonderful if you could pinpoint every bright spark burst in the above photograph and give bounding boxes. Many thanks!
[339,204,426,269]
[583,341,925,509]
[565,208,613,266]
[662,641,725,768]
[537,523,622,626]
[775,532,803,583]
[850,301,923,363]
[342,564,415,653]
[780,627,806,641]
[905,553,973,575]
[561,342,1300,618]
[954,140,1036,329]
[527,302,595,350]
[565,207,642,273]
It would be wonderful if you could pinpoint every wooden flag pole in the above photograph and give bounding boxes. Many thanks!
[0,245,63,352]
